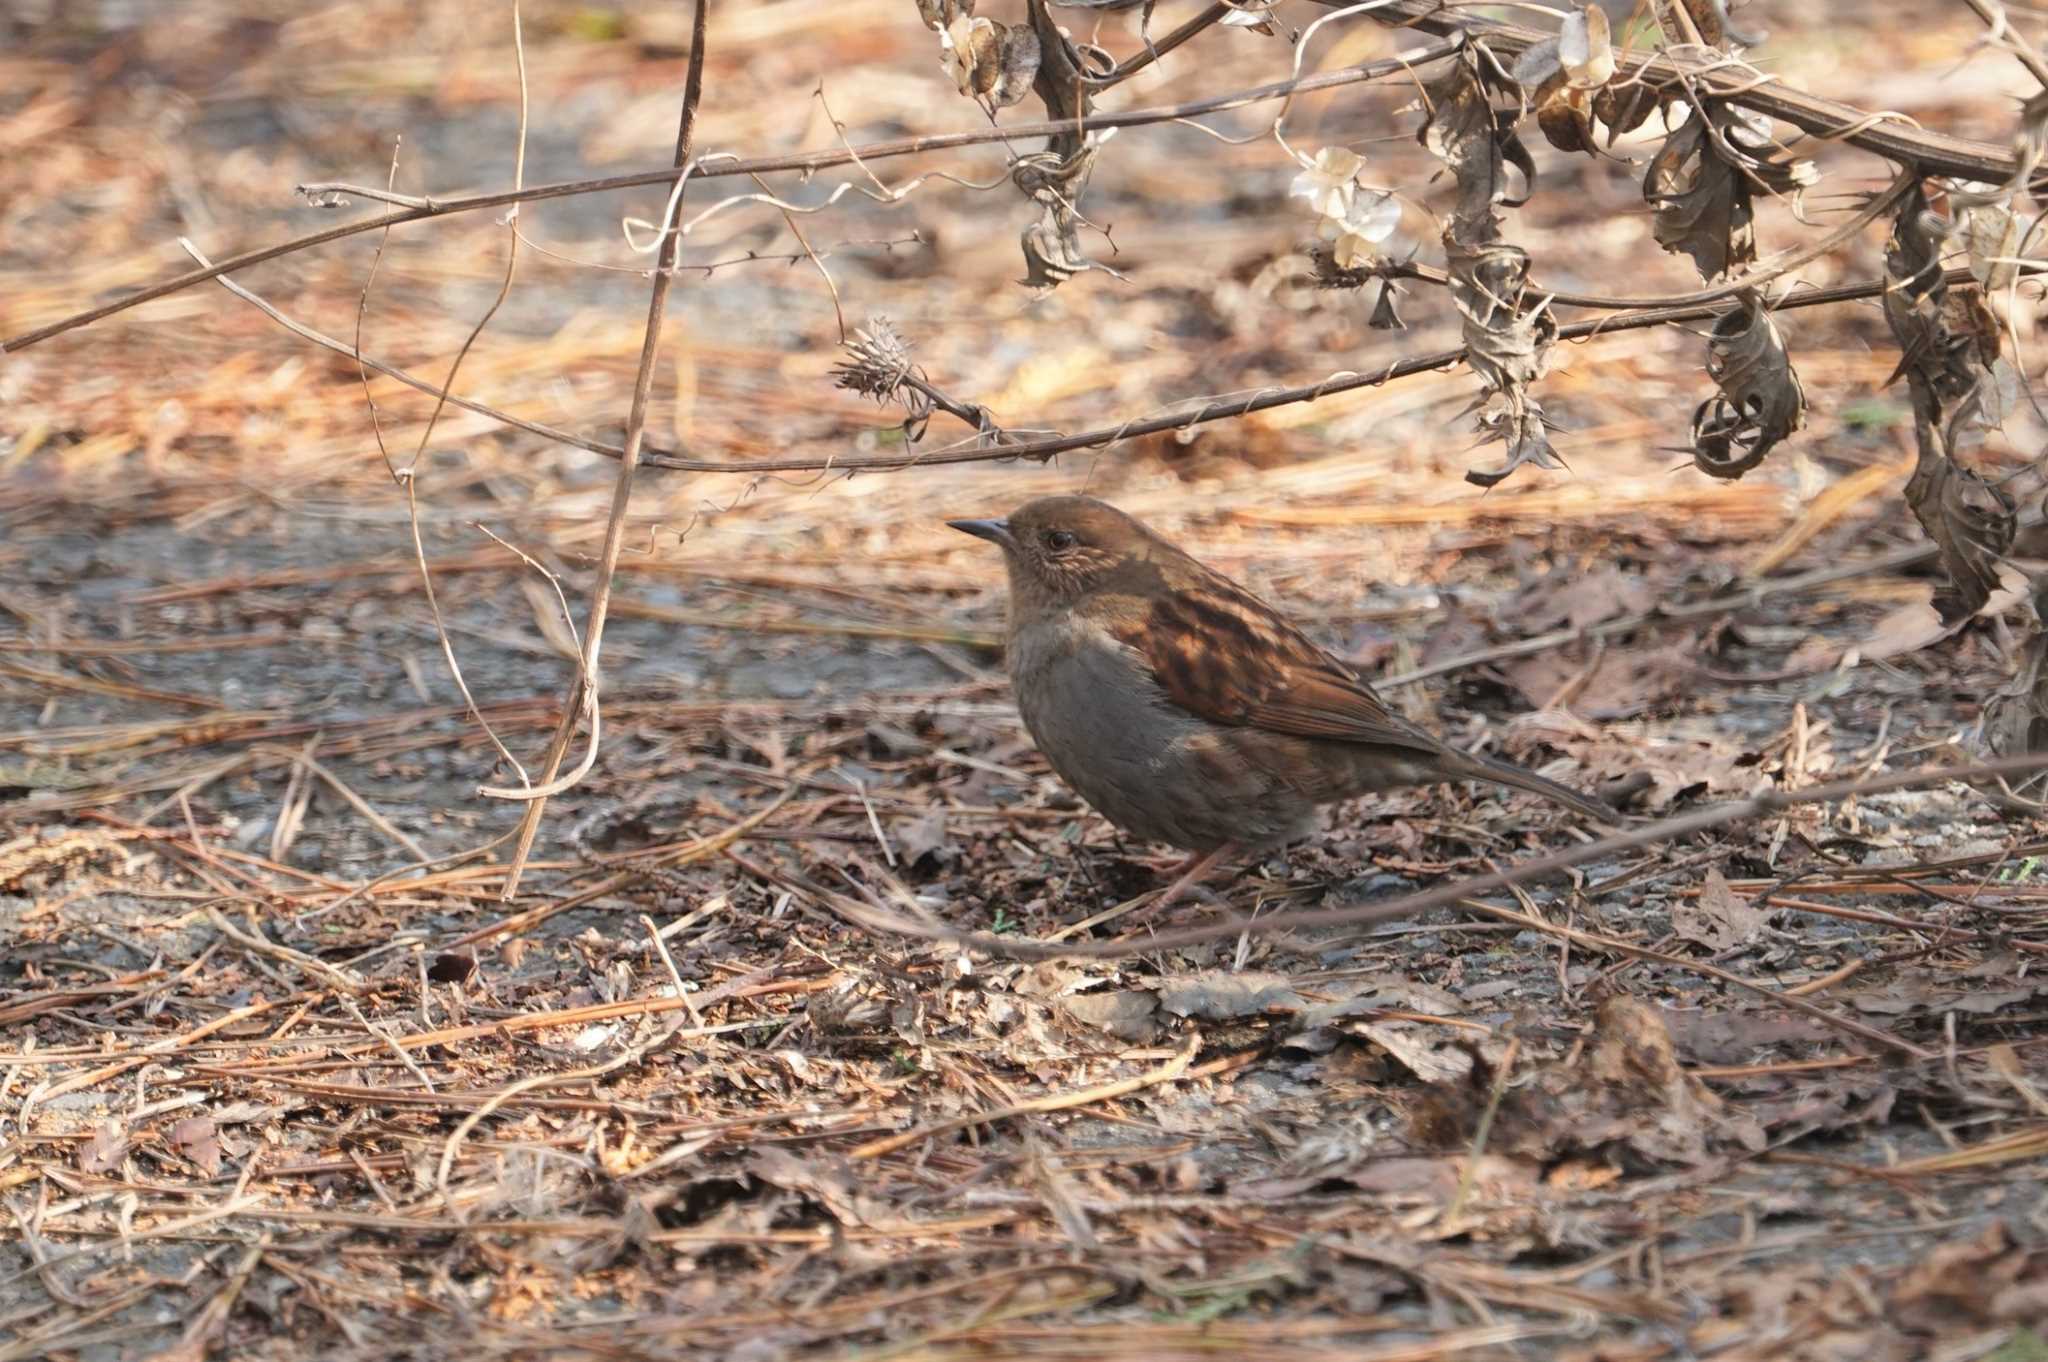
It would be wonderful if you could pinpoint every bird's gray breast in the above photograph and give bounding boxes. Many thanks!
[1007,615,1317,851]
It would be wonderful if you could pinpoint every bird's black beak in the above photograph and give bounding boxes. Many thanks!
[947,517,1016,551]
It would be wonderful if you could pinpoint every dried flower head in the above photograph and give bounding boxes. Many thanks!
[834,317,917,403]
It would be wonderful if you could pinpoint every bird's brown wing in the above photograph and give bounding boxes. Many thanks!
[1106,569,1449,757]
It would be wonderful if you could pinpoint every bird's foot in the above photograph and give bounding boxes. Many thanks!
[1127,842,1238,924]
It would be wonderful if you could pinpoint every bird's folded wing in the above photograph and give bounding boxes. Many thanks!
[1110,575,1448,756]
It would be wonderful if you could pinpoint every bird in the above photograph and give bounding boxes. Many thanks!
[949,495,1612,909]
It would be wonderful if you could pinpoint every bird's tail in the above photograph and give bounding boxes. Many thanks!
[1454,752,1616,825]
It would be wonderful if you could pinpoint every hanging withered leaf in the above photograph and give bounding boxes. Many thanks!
[1592,82,1664,142]
[915,0,973,28]
[1882,184,2018,625]
[1963,203,2025,293]
[1369,279,1406,330]
[1220,1,1278,35]
[1983,614,2048,802]
[1446,235,1555,399]
[1014,141,1125,288]
[1645,104,1815,283]
[1419,52,1558,488]
[1417,55,1533,210]
[1910,456,2017,626]
[1447,231,1561,489]
[943,13,1041,107]
[1689,290,1805,479]
[1465,398,1563,489]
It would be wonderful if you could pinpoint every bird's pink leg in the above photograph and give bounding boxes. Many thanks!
[1137,842,1238,919]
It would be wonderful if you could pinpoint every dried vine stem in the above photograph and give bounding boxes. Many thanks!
[495,0,711,900]
[1345,0,2046,188]
[191,257,2048,479]
[6,16,2039,355]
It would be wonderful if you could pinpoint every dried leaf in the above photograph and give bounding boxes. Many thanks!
[1879,187,2017,626]
[1690,291,1806,478]
[1673,869,1767,950]
[1359,1021,1473,1084]
[1511,565,1656,633]
[1985,629,2048,798]
[1646,106,1814,284]
[1964,203,2025,292]
[747,1146,890,1228]
[1558,5,1614,88]
[989,20,1041,108]
[169,1115,224,1176]
[1014,144,1124,289]
[80,1120,129,1174]
[1059,990,1160,1041]
[892,808,952,866]
[915,0,972,28]
[1418,57,1531,211]
[1413,996,1765,1167]
[1592,82,1663,140]
[1645,116,1748,281]
[1157,971,1304,1020]
[1368,279,1405,330]
[1661,1009,1834,1065]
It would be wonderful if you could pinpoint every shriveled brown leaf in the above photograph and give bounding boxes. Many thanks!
[1359,1021,1473,1084]
[1673,869,1767,950]
[80,1119,130,1174]
[748,1146,893,1228]
[1158,970,1304,1020]
[168,1115,223,1176]
[1691,291,1805,478]
[1646,107,1813,285]
[1413,996,1765,1166]
[1059,989,1161,1041]
[1882,185,2016,624]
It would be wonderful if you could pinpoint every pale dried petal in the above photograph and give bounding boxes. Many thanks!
[1559,5,1613,89]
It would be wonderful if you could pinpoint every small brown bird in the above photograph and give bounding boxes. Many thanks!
[950,496,1611,906]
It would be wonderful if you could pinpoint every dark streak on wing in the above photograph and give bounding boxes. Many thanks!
[1110,570,1448,757]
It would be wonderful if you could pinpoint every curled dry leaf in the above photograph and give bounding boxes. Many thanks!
[1016,144,1126,288]
[1984,629,2048,799]
[914,0,974,29]
[1690,290,1806,479]
[1963,203,2025,292]
[1882,186,2016,625]
[1220,1,1278,35]
[1009,5,1116,290]
[1418,56,1561,489]
[1645,105,1815,284]
[944,13,1040,108]
[1517,5,1617,154]
[1419,56,1532,212]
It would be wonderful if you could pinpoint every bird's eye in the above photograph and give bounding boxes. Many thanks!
[1044,530,1077,552]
